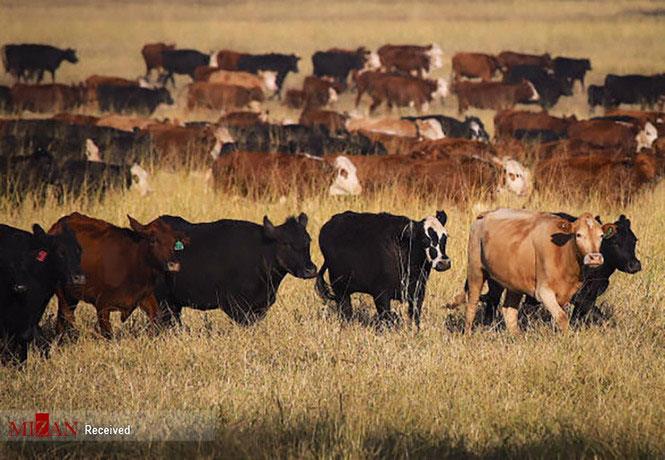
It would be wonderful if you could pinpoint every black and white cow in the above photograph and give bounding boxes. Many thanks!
[402,115,490,142]
[0,222,84,365]
[316,211,451,328]
[2,44,78,83]
[552,56,592,90]
[480,213,641,327]
[237,53,300,97]
[154,213,317,325]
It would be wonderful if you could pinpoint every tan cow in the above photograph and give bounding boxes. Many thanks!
[453,80,538,113]
[452,52,504,82]
[346,116,445,140]
[186,82,263,111]
[203,69,278,94]
[460,209,611,335]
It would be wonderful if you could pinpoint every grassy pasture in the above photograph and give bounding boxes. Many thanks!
[1,0,665,458]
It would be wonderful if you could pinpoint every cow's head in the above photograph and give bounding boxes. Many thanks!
[263,213,317,279]
[64,48,78,64]
[130,164,152,196]
[553,213,609,267]
[128,216,189,273]
[259,71,278,93]
[328,155,362,196]
[522,80,540,101]
[157,88,174,105]
[327,87,338,104]
[464,117,490,142]
[430,78,449,101]
[415,119,445,140]
[209,127,236,160]
[635,121,658,151]
[582,58,592,71]
[364,51,382,71]
[85,139,101,162]
[601,215,641,274]
[420,210,451,272]
[492,156,532,197]
[289,55,301,73]
[39,222,85,287]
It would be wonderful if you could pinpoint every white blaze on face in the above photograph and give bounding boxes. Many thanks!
[635,121,658,151]
[416,119,445,140]
[423,215,450,268]
[500,158,532,197]
[328,87,338,104]
[328,155,362,196]
[469,121,481,139]
[130,164,152,196]
[138,77,154,89]
[526,81,539,101]
[85,139,101,162]
[427,44,444,70]
[431,78,449,100]
[210,127,235,160]
[259,71,278,93]
[365,51,381,70]
[209,52,219,68]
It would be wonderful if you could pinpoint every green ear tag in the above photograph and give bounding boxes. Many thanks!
[174,241,184,251]
[604,227,615,239]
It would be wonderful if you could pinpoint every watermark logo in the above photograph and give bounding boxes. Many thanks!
[8,412,78,438]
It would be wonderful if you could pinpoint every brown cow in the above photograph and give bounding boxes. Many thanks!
[494,109,577,139]
[218,111,268,128]
[453,80,538,113]
[452,52,504,82]
[186,82,263,111]
[52,112,100,126]
[378,44,443,77]
[84,75,140,104]
[459,209,610,334]
[567,119,658,153]
[11,84,84,113]
[285,89,305,109]
[216,49,246,70]
[147,123,233,167]
[359,73,448,113]
[211,151,362,197]
[605,109,665,136]
[498,51,552,69]
[49,212,189,338]
[299,108,348,133]
[302,76,339,109]
[141,43,176,78]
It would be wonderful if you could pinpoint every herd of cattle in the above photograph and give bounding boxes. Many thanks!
[0,206,641,365]
[0,41,657,365]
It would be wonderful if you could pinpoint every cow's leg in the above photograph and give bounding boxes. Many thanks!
[337,294,353,321]
[464,233,484,334]
[408,293,425,330]
[140,294,162,335]
[33,325,50,359]
[96,305,114,339]
[536,286,569,333]
[374,295,398,327]
[501,290,522,335]
[481,279,504,325]
[369,97,381,114]
[50,69,56,83]
[55,289,78,337]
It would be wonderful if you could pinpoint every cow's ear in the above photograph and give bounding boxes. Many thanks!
[297,212,308,228]
[595,215,603,224]
[618,214,630,228]
[436,210,447,226]
[263,216,277,240]
[32,224,46,238]
[128,215,146,234]
[551,233,574,246]
[602,223,617,239]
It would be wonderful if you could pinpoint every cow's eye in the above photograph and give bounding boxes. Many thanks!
[576,233,582,238]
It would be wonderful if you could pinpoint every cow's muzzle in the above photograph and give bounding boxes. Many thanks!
[434,258,452,272]
[167,261,181,273]
[625,259,642,274]
[298,264,318,279]
[71,274,86,286]
[583,253,604,267]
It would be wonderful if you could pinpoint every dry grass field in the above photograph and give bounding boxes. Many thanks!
[1,0,665,458]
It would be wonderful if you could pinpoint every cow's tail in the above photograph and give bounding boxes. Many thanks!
[315,261,336,302]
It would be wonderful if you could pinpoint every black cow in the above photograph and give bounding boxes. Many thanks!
[402,115,490,142]
[312,48,368,87]
[0,148,58,205]
[316,211,451,328]
[154,213,317,325]
[0,85,11,112]
[588,84,605,111]
[0,223,84,365]
[160,49,212,86]
[57,160,151,200]
[504,64,573,108]
[553,57,591,90]
[237,53,300,96]
[604,74,665,108]
[2,44,78,83]
[480,214,641,327]
[96,85,173,115]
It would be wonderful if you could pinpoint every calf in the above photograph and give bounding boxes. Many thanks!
[480,214,641,327]
[460,209,610,334]
[141,43,175,79]
[154,214,317,325]
[553,57,591,90]
[50,213,188,338]
[3,44,78,83]
[402,115,490,142]
[454,80,538,113]
[317,210,450,328]
[0,222,83,365]
[96,85,173,115]
[452,52,503,82]
[186,82,263,111]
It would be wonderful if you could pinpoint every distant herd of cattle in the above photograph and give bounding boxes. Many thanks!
[0,206,642,365]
